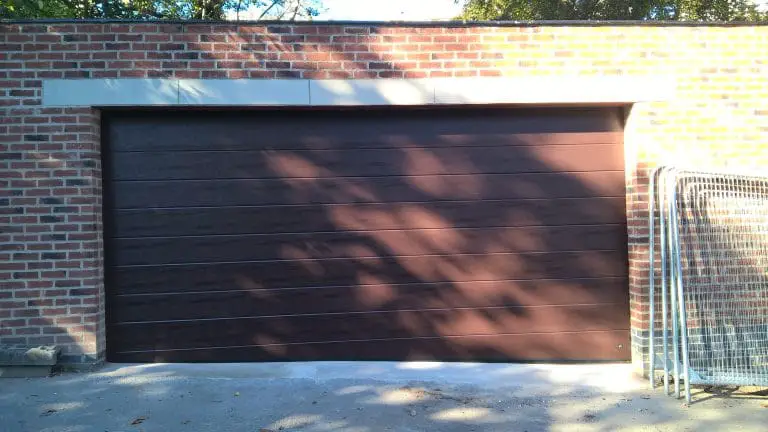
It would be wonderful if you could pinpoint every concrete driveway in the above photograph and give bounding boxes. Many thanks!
[0,362,765,432]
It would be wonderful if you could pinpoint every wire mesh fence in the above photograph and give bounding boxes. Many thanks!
[649,167,768,402]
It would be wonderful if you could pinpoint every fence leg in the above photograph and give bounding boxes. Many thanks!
[671,177,693,403]
[648,167,659,388]
[659,168,670,395]
[667,170,681,398]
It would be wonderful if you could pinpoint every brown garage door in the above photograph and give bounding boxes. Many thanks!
[104,107,629,363]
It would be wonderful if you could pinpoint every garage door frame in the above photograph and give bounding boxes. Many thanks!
[101,103,630,363]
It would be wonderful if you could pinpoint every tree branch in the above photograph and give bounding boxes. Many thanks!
[258,0,282,20]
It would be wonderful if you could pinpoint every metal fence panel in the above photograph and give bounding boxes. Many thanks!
[649,167,768,402]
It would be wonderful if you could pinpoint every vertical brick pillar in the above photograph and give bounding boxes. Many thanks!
[1,105,105,365]
[624,104,652,376]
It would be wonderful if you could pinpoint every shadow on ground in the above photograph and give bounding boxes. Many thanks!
[0,362,766,432]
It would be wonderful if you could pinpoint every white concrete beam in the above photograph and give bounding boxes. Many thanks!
[42,77,672,107]
[309,79,433,106]
[43,79,179,106]
[178,79,310,105]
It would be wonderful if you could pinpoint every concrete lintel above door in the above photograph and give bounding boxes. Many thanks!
[42,76,673,107]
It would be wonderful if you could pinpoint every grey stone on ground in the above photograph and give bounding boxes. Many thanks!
[0,345,60,379]
[0,345,60,366]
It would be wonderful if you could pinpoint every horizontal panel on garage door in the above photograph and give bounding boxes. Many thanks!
[112,250,628,295]
[111,144,624,180]
[111,331,631,363]
[113,197,626,237]
[104,107,629,362]
[108,107,622,152]
[109,304,629,350]
[111,171,626,209]
[112,225,626,266]
[110,277,630,323]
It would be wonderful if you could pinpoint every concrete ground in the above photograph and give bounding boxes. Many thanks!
[0,362,765,432]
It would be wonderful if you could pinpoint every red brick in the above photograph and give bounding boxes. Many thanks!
[13,308,40,317]
[0,319,26,328]
[249,70,275,78]
[117,51,146,60]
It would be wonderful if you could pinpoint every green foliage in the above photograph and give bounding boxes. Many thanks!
[456,0,767,21]
[1,0,94,18]
[0,0,323,20]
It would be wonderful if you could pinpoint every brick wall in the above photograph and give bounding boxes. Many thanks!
[1,22,767,367]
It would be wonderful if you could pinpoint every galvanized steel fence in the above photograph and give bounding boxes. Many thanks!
[648,167,768,402]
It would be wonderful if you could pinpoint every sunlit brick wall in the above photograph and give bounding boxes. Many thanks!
[1,22,767,366]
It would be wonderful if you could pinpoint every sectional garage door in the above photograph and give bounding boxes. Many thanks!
[104,107,630,362]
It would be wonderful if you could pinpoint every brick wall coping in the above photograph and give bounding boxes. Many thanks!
[43,77,673,107]
[4,19,768,27]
